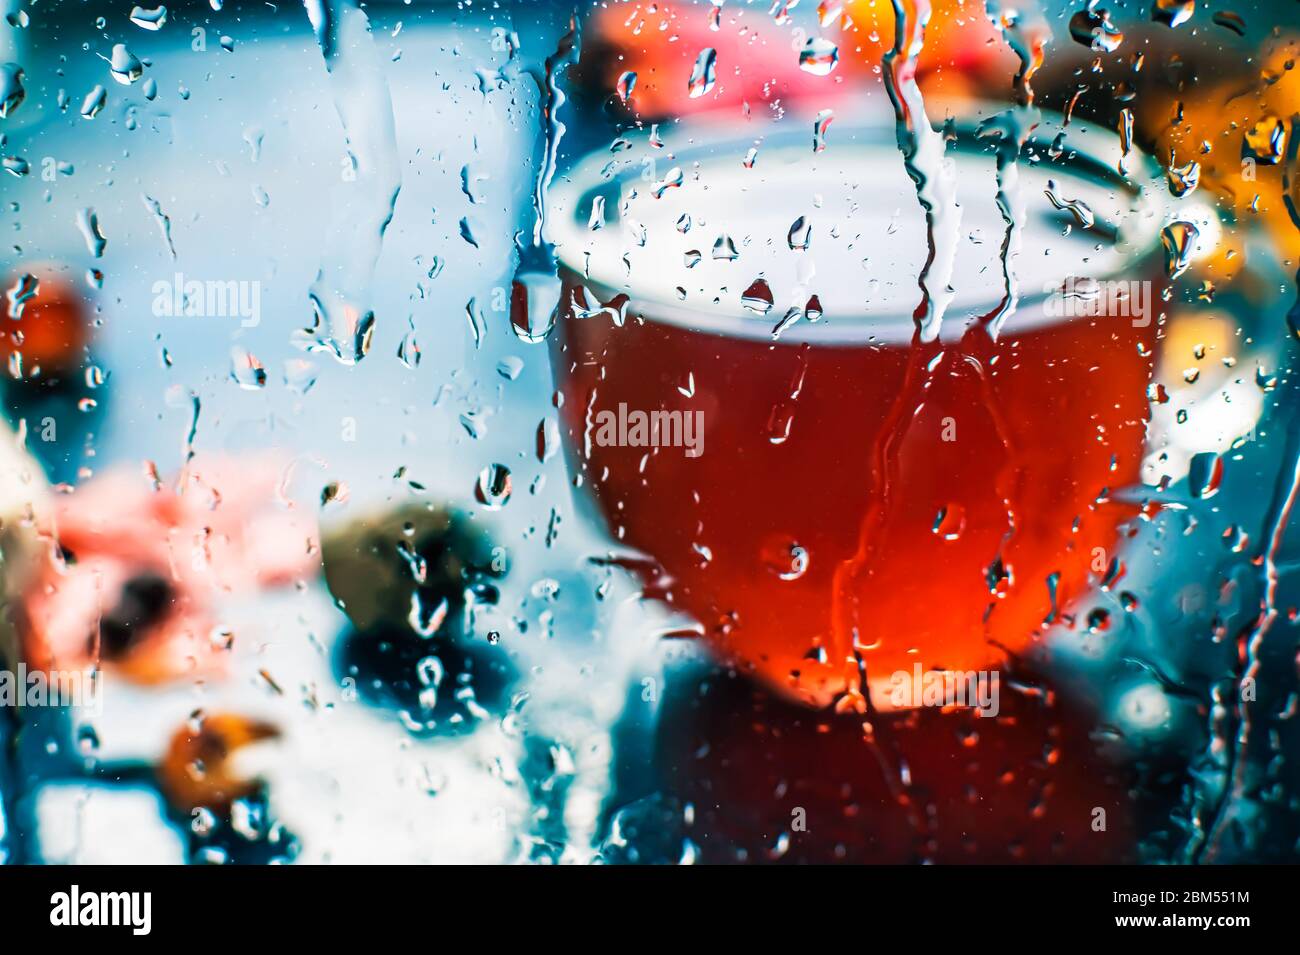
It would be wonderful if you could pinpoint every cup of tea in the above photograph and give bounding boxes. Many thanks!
[548,102,1188,712]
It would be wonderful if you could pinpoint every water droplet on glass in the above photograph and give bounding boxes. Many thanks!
[933,503,967,541]
[397,326,420,369]
[772,307,801,340]
[652,166,684,199]
[1243,116,1285,164]
[6,273,38,320]
[1212,11,1245,35]
[687,48,717,99]
[0,63,25,118]
[803,294,823,322]
[76,207,106,257]
[788,216,811,251]
[799,37,840,75]
[741,278,774,314]
[817,1,844,27]
[1189,451,1223,499]
[475,464,512,510]
[509,272,560,343]
[321,481,350,507]
[1117,108,1134,175]
[813,109,834,153]
[107,44,144,85]
[616,70,636,104]
[230,346,267,389]
[1150,0,1195,29]
[129,5,168,31]
[1161,220,1200,279]
[1086,608,1112,633]
[80,84,107,119]
[1166,157,1201,197]
[409,594,449,638]
[1068,8,1124,52]
[1044,179,1095,229]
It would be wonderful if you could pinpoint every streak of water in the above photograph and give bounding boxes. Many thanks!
[509,5,581,345]
[1197,114,1300,862]
[830,0,967,689]
[978,1,1049,340]
[296,0,402,365]
[878,0,960,344]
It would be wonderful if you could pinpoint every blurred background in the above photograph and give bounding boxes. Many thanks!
[0,0,1298,864]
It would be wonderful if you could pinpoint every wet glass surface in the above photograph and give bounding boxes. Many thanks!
[0,0,1298,865]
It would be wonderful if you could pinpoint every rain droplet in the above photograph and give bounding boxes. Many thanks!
[817,1,844,27]
[6,274,37,320]
[475,464,512,510]
[0,63,25,118]
[616,70,637,104]
[803,294,823,322]
[1212,11,1246,36]
[798,37,840,75]
[787,216,811,251]
[409,594,449,638]
[1160,220,1199,279]
[1117,108,1134,175]
[741,278,774,314]
[1086,608,1111,633]
[537,418,560,463]
[294,294,374,365]
[129,5,168,31]
[1243,116,1285,165]
[321,481,350,507]
[1150,0,1195,29]
[933,504,966,541]
[652,167,684,199]
[1166,157,1201,197]
[397,327,420,369]
[1188,451,1223,499]
[141,194,177,259]
[813,109,834,153]
[688,48,717,98]
[1044,179,1095,229]
[76,207,107,257]
[771,307,801,340]
[509,272,560,343]
[230,346,267,389]
[107,44,144,85]
[587,194,606,231]
[497,356,524,380]
[80,84,107,119]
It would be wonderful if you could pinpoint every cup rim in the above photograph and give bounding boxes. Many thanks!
[548,103,1217,345]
